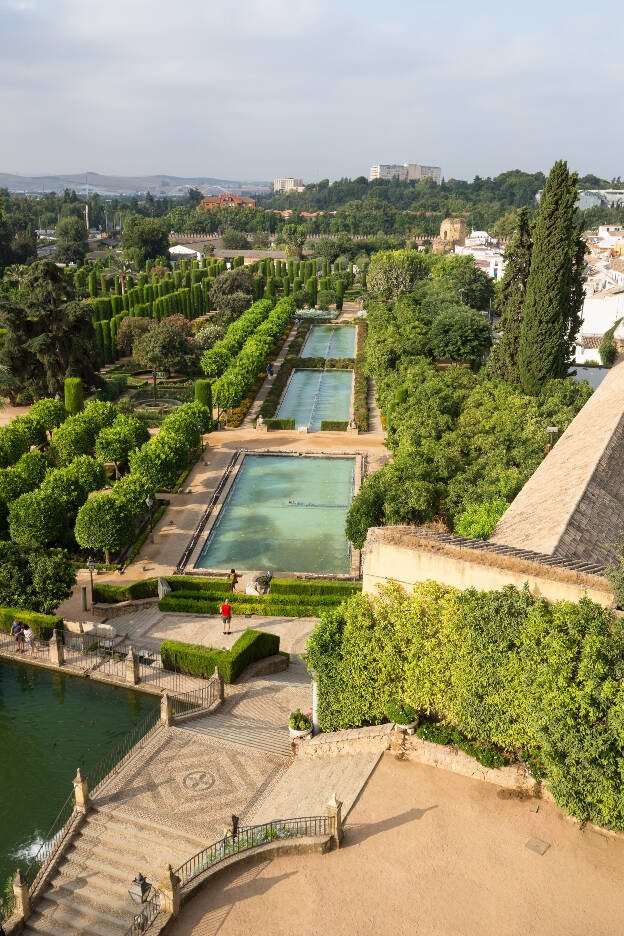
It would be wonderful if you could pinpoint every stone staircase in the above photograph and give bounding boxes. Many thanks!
[182,709,293,757]
[23,808,206,936]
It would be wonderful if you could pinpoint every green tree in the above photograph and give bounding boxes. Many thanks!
[487,207,532,383]
[122,216,169,267]
[55,216,88,264]
[518,161,582,394]
[8,489,66,546]
[455,498,508,539]
[0,543,75,613]
[116,316,153,355]
[0,261,100,401]
[429,305,492,365]
[133,321,199,400]
[94,414,149,478]
[281,224,307,258]
[74,492,135,563]
[367,249,428,299]
[29,397,67,434]
[107,257,136,295]
[221,230,251,250]
[209,267,254,319]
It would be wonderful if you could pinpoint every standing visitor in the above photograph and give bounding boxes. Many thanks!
[16,622,25,653]
[11,619,23,652]
[23,625,35,653]
[229,568,240,593]
[220,599,232,636]
[266,363,274,378]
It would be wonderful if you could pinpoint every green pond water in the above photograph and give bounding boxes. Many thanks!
[0,660,157,887]
[196,454,354,573]
[301,325,356,358]
[276,370,353,430]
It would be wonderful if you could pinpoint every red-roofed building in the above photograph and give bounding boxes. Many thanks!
[201,193,256,209]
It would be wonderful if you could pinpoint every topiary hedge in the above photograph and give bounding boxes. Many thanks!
[265,419,295,430]
[158,594,331,618]
[320,420,348,431]
[271,578,362,596]
[160,627,279,682]
[64,377,84,415]
[0,607,63,640]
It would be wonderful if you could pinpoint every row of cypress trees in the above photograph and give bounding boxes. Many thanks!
[488,160,585,394]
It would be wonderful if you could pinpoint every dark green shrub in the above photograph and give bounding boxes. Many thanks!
[92,579,159,603]
[64,377,84,415]
[320,420,348,431]
[270,578,361,596]
[290,709,311,731]
[416,721,506,769]
[385,701,417,724]
[160,628,279,683]
[194,379,213,415]
[8,489,67,546]
[0,607,63,640]
[264,419,295,430]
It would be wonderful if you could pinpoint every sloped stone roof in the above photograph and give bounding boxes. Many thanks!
[490,358,624,565]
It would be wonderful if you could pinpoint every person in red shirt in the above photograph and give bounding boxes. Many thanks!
[220,600,232,635]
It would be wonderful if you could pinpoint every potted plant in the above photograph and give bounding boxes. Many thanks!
[289,709,313,738]
[385,701,418,730]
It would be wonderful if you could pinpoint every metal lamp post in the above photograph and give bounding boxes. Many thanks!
[87,556,95,610]
[146,494,154,543]
[546,426,559,453]
[128,872,152,904]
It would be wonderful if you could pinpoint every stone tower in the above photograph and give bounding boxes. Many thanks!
[433,218,467,254]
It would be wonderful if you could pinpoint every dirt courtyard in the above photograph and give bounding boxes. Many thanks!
[170,753,624,936]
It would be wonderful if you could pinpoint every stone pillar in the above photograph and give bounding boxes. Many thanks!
[326,793,343,849]
[312,673,319,735]
[125,647,140,685]
[159,865,181,916]
[160,691,173,727]
[12,868,31,921]
[81,585,88,612]
[213,666,225,702]
[73,768,89,814]
[49,629,64,667]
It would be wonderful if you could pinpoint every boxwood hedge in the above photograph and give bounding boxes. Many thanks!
[0,607,63,640]
[160,627,279,682]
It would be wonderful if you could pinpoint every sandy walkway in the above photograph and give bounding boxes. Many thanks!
[169,753,624,936]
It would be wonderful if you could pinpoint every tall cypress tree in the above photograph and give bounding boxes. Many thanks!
[518,160,579,394]
[487,207,532,384]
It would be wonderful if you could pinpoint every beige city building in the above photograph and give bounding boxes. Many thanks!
[273,177,303,193]
[369,162,441,183]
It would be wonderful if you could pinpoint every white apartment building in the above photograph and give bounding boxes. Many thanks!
[404,163,441,184]
[273,177,303,193]
[369,162,441,184]
[369,164,407,181]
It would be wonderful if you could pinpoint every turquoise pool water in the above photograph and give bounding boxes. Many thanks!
[0,661,157,887]
[277,370,353,430]
[195,454,354,573]
[301,325,356,358]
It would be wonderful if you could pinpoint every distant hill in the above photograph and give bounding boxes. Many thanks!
[0,171,271,197]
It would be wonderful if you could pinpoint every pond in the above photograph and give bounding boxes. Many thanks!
[276,370,353,430]
[301,325,356,359]
[195,454,355,574]
[0,661,157,887]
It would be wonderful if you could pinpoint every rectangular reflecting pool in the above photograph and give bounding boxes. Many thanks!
[277,369,352,430]
[301,324,356,358]
[195,454,354,573]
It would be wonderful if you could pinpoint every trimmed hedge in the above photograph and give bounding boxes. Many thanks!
[160,628,279,683]
[0,607,63,640]
[270,578,362,596]
[320,420,348,431]
[64,377,84,415]
[161,590,346,608]
[93,579,159,603]
[158,595,328,618]
[265,418,295,430]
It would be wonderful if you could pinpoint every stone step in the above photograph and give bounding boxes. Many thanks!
[72,830,189,875]
[62,845,154,890]
[182,717,292,756]
[32,894,129,936]
[89,808,206,854]
[50,866,137,908]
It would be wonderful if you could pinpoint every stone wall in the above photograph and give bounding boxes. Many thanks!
[361,528,613,607]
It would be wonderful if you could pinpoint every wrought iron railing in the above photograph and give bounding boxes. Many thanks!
[24,787,78,893]
[175,816,330,891]
[0,630,51,661]
[124,889,161,935]
[86,706,161,797]
[170,677,220,718]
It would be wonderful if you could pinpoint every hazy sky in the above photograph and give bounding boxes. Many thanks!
[0,0,622,183]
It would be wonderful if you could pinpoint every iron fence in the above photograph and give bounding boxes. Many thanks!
[86,706,161,797]
[170,678,219,718]
[124,889,161,935]
[175,817,330,891]
[25,787,78,893]
[0,630,50,661]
